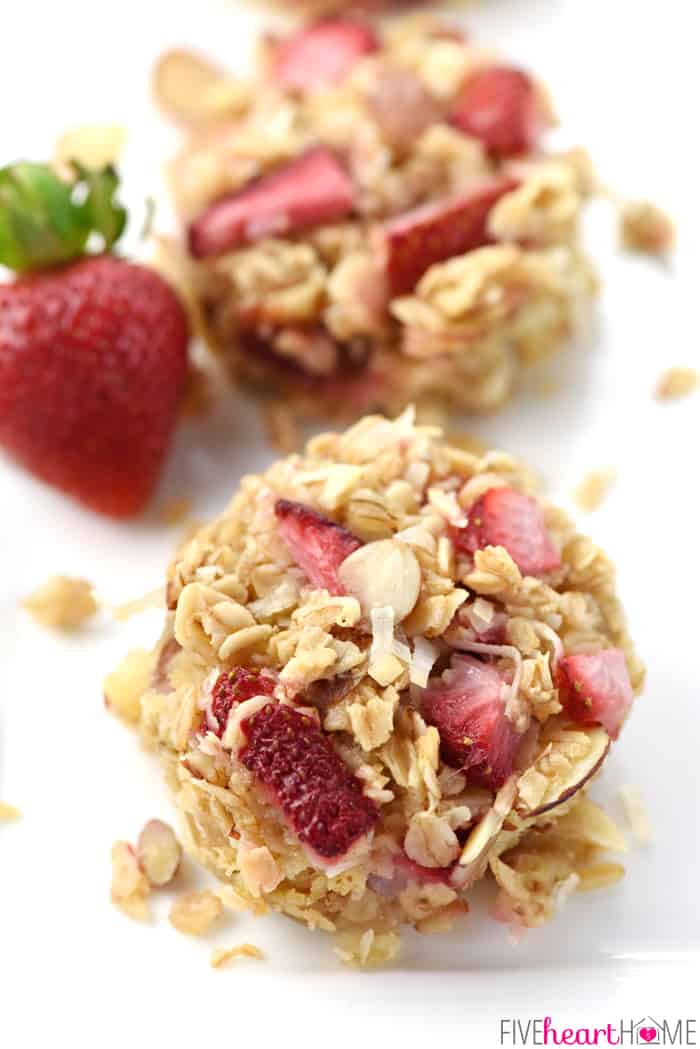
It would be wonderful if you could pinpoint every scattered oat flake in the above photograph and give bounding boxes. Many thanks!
[0,802,21,822]
[110,841,151,921]
[655,367,698,401]
[170,891,223,935]
[111,587,164,621]
[23,575,97,630]
[573,467,617,513]
[103,648,154,724]
[618,784,653,844]
[620,199,674,256]
[156,497,193,526]
[210,943,264,968]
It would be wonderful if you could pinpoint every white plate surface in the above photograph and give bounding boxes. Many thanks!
[1,1,699,1044]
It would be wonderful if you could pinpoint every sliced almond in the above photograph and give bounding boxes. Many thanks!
[515,725,610,818]
[136,819,182,887]
[153,49,248,125]
[337,539,421,622]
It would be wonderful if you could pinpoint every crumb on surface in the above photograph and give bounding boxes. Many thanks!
[573,467,617,513]
[620,199,674,256]
[0,802,21,822]
[104,648,154,724]
[23,575,97,630]
[655,367,698,401]
[156,497,193,526]
[618,784,653,844]
[170,891,224,935]
[334,928,401,968]
[111,587,164,622]
[210,943,264,968]
[110,841,151,921]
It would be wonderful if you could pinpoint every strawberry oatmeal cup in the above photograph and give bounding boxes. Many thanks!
[154,16,597,423]
[116,410,643,965]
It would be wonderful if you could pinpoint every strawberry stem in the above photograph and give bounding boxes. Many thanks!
[0,161,127,272]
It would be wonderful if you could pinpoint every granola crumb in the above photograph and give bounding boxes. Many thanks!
[23,575,97,630]
[110,841,151,921]
[620,199,674,256]
[210,943,264,967]
[655,367,698,401]
[618,784,653,844]
[104,648,154,724]
[156,497,193,526]
[0,802,21,822]
[573,467,617,513]
[334,928,401,968]
[262,401,301,454]
[170,891,224,935]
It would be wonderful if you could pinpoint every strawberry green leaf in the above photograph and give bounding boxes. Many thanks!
[0,161,127,273]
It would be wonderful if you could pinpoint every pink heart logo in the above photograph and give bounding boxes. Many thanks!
[639,1029,656,1043]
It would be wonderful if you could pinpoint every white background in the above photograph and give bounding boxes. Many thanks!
[1,1,699,1045]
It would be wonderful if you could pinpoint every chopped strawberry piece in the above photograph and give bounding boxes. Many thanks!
[275,498,361,594]
[270,19,379,93]
[421,654,522,788]
[453,487,561,577]
[394,853,455,886]
[382,175,519,295]
[188,148,354,259]
[208,667,276,737]
[238,703,377,862]
[451,67,542,158]
[558,649,633,740]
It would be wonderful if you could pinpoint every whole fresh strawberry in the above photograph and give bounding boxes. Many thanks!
[0,162,189,518]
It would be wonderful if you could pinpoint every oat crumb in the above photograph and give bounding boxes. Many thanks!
[110,841,151,921]
[210,943,264,968]
[620,199,675,256]
[0,802,21,822]
[23,575,97,630]
[573,467,617,513]
[156,497,193,526]
[104,648,154,724]
[655,367,698,401]
[170,891,223,935]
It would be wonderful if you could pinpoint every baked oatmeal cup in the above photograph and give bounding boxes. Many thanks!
[154,15,598,423]
[113,410,643,965]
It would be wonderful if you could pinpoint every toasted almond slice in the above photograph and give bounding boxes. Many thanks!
[515,725,610,818]
[337,539,421,622]
[153,49,248,125]
[136,819,182,887]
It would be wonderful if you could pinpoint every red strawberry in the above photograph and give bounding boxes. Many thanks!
[0,162,189,518]
[0,257,188,519]
[207,667,276,737]
[270,19,379,93]
[188,147,355,259]
[453,487,561,577]
[451,67,543,158]
[275,498,361,594]
[558,649,633,740]
[421,654,522,787]
[381,175,519,295]
[238,702,377,863]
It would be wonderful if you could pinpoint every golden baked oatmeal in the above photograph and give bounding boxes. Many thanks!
[114,410,643,964]
[154,16,598,422]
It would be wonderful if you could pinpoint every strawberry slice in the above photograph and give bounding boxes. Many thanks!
[275,499,362,594]
[558,649,633,740]
[421,654,522,788]
[382,175,519,295]
[238,703,378,863]
[452,487,561,577]
[270,19,379,93]
[207,667,276,737]
[188,148,354,259]
[451,67,542,158]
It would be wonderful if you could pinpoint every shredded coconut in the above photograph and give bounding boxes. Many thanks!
[409,635,440,687]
